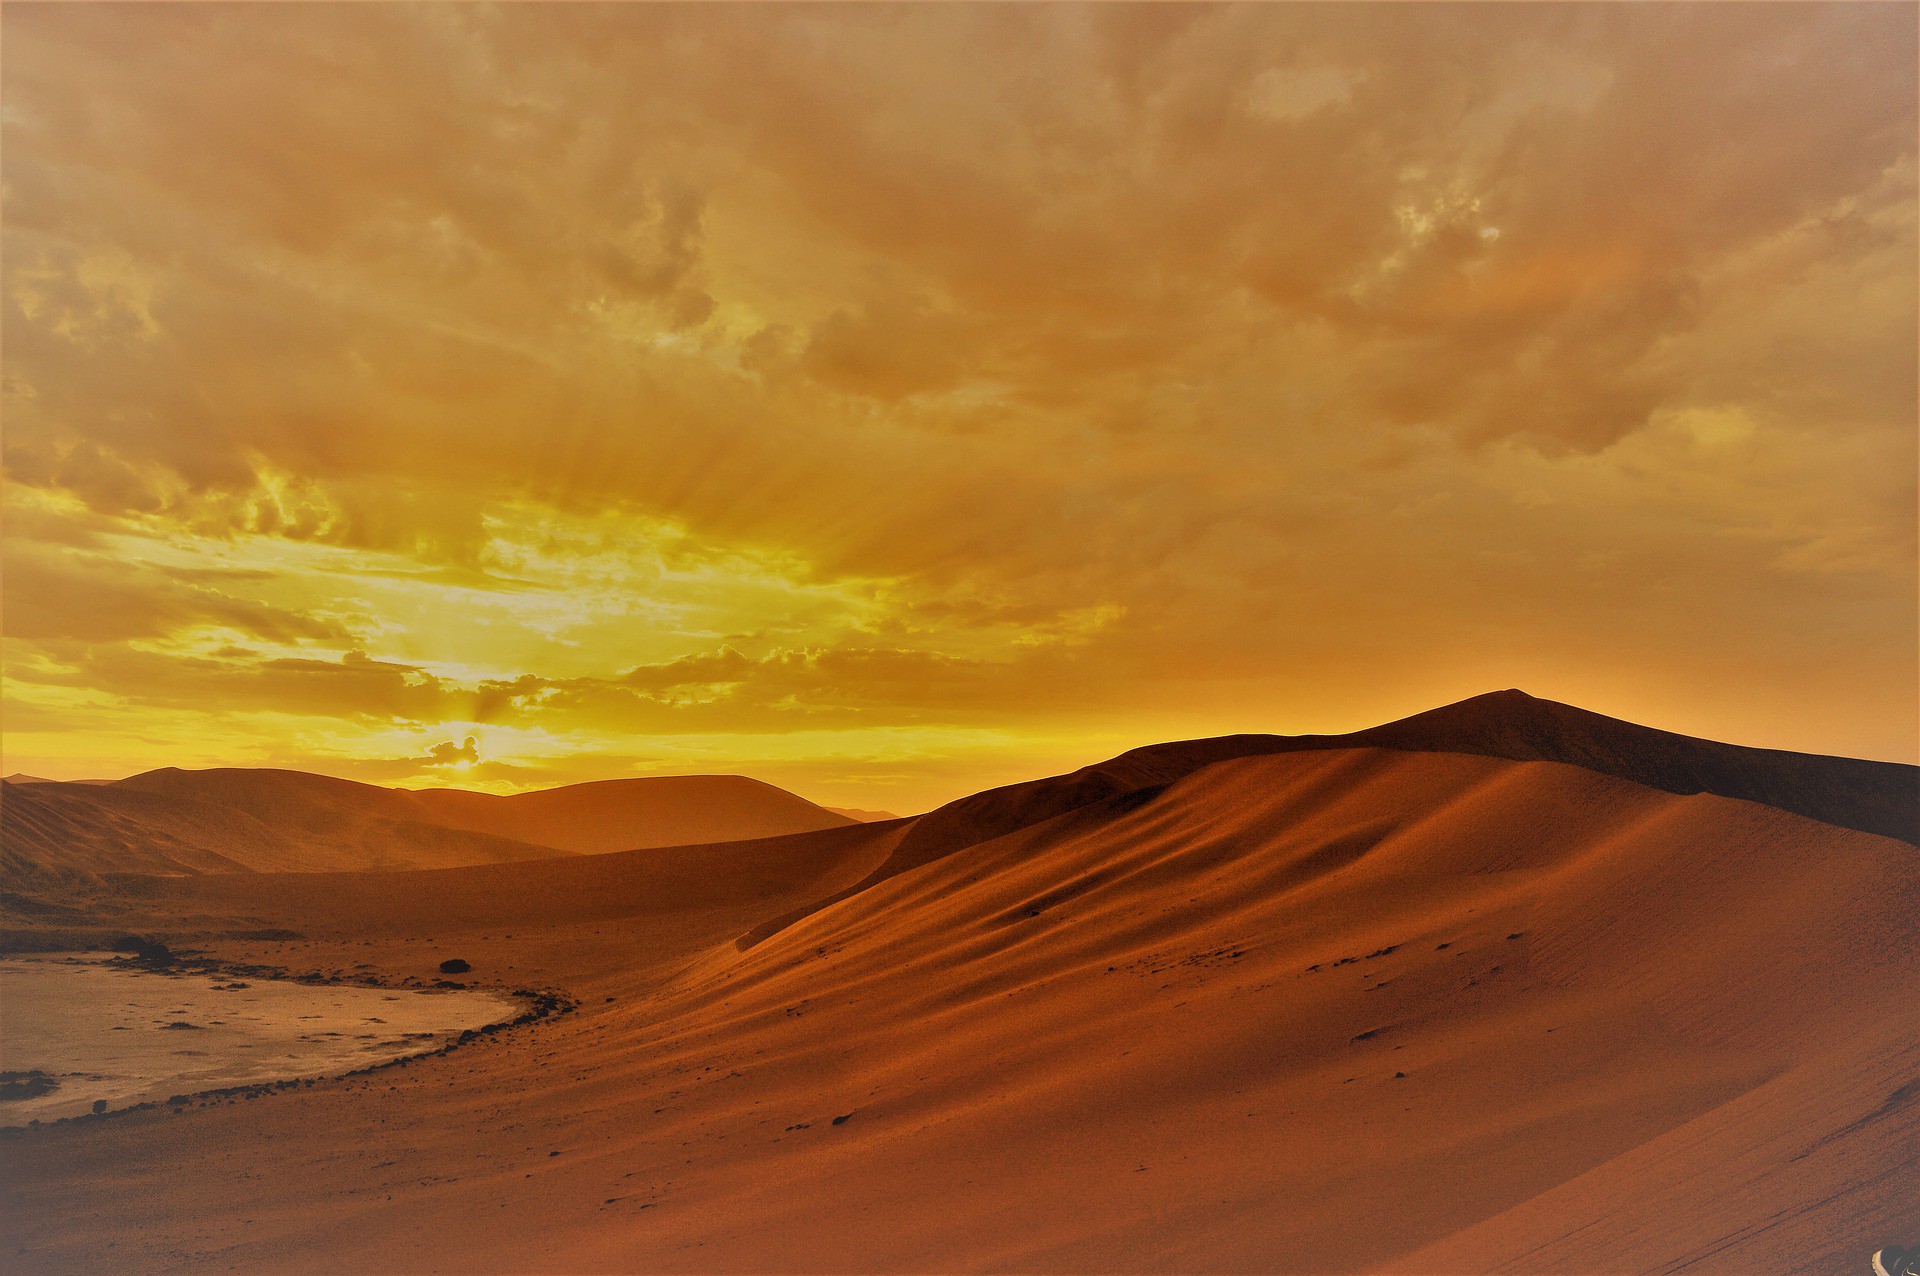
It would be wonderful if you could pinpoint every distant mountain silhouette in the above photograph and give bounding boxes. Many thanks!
[3,773,110,785]
[828,806,900,823]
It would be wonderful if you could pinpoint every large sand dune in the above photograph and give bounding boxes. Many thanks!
[0,775,564,891]
[1,768,854,899]
[398,774,855,854]
[3,696,1914,1273]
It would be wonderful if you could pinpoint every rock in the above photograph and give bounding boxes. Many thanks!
[0,1071,59,1101]
[439,959,472,974]
[113,937,177,967]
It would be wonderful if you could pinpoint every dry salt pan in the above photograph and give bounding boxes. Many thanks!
[0,954,522,1125]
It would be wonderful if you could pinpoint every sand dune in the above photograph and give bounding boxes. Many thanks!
[1,775,567,895]
[3,701,1913,1273]
[2,769,856,899]
[872,690,1915,885]
[740,688,1916,951]
[828,806,899,823]
[1,775,111,786]
[398,774,854,854]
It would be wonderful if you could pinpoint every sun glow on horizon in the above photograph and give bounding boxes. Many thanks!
[2,5,1913,811]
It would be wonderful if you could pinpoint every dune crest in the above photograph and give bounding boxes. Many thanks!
[739,689,1917,950]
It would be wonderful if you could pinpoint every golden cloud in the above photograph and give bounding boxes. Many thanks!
[2,4,1913,809]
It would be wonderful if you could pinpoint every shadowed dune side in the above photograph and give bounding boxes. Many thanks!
[3,748,1912,1274]
[1335,690,1918,843]
[662,749,1920,1272]
[113,766,477,830]
[0,777,565,892]
[2,781,257,889]
[2,769,865,905]
[399,775,856,854]
[887,690,1917,873]
[740,689,1917,951]
[113,817,909,940]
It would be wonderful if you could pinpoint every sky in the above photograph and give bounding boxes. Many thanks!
[2,3,1915,814]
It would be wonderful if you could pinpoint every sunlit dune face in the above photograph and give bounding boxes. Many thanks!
[2,4,1914,809]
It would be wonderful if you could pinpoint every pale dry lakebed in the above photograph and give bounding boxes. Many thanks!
[0,953,523,1125]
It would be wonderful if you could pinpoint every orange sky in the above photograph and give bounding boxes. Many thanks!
[3,4,1915,813]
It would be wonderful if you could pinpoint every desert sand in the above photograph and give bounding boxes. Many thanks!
[2,769,853,893]
[1,693,1915,1273]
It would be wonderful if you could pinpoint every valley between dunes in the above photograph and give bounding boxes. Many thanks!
[2,696,1916,1274]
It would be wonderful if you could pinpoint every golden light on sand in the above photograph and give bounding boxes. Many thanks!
[1,10,1915,1275]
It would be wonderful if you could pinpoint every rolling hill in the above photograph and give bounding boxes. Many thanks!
[1,774,567,889]
[397,775,854,854]
[2,768,855,894]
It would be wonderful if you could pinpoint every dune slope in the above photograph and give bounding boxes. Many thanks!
[740,689,1918,949]
[2,768,859,896]
[399,774,855,854]
[884,691,1916,875]
[2,746,1912,1274]
[1,776,563,890]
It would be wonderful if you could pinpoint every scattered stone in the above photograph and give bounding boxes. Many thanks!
[0,1071,59,1101]
[111,938,179,968]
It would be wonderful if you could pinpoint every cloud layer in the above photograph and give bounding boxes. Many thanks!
[4,5,1914,809]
